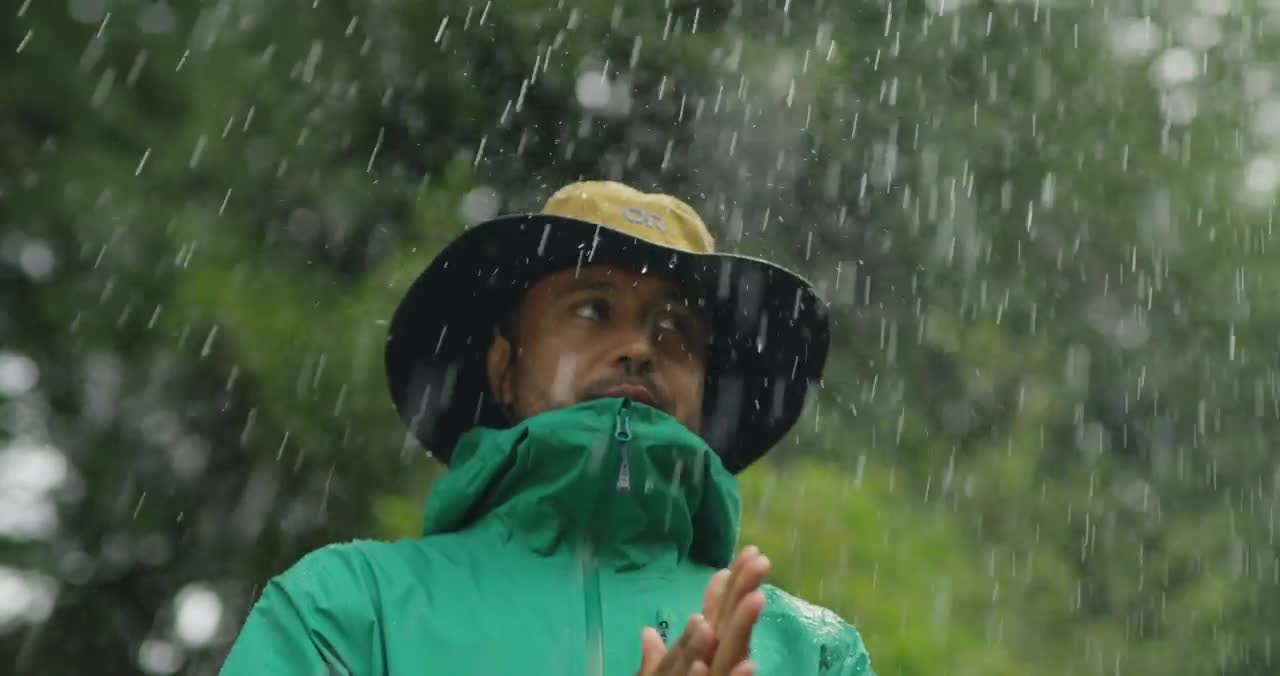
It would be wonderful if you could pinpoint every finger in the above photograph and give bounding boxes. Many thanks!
[717,550,770,635]
[688,660,710,676]
[715,547,759,630]
[709,589,765,675]
[702,568,730,625]
[639,627,667,673]
[661,614,708,675]
[727,660,757,676]
[738,554,770,598]
[709,598,762,676]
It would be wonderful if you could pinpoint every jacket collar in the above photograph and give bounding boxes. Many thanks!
[422,397,740,570]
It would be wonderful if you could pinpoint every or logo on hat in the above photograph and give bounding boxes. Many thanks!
[621,206,667,232]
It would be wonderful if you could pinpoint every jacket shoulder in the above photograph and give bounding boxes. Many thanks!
[282,539,391,579]
[761,585,875,675]
[282,535,442,583]
[267,540,391,613]
[222,540,403,674]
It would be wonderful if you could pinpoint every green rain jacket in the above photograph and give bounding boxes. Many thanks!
[221,398,874,675]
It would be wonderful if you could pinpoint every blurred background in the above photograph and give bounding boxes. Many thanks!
[3,0,1279,674]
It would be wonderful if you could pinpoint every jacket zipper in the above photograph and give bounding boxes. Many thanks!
[583,402,635,676]
[655,609,675,645]
[615,404,633,492]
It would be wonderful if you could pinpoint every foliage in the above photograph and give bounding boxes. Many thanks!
[4,0,1280,674]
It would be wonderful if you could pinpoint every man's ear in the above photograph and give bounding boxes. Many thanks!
[485,331,514,407]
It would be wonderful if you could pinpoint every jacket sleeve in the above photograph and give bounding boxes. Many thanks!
[824,621,876,676]
[220,546,381,676]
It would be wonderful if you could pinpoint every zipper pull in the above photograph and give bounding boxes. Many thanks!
[614,407,633,442]
[617,452,631,492]
[615,407,632,492]
[655,609,675,645]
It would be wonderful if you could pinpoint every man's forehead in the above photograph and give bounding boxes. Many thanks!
[536,265,697,301]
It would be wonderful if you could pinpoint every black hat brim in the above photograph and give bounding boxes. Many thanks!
[384,213,830,473]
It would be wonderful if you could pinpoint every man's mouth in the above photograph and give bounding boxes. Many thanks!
[600,383,659,408]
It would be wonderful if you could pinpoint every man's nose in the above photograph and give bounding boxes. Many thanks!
[609,324,657,373]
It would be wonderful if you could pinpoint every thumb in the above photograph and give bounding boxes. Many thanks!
[637,626,667,674]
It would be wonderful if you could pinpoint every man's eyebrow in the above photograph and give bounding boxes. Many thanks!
[656,293,697,309]
[655,292,710,324]
[562,279,616,294]
[562,277,704,313]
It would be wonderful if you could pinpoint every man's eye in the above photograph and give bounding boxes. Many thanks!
[656,312,693,336]
[575,300,606,320]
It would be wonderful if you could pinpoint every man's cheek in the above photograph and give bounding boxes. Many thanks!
[681,375,706,430]
[549,355,580,404]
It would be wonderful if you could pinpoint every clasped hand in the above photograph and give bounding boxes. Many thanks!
[634,546,771,676]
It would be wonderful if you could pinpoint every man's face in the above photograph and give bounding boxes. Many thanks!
[485,265,709,432]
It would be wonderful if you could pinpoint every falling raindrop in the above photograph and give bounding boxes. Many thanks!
[199,325,219,357]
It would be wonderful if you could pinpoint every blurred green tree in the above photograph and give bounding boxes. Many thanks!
[4,1,1280,675]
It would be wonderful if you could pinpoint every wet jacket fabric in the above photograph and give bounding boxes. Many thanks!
[221,398,875,675]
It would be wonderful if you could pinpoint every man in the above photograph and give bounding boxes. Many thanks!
[221,182,875,675]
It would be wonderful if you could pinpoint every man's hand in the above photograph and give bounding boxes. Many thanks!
[635,546,772,676]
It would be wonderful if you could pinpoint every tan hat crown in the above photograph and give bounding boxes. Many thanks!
[541,181,716,254]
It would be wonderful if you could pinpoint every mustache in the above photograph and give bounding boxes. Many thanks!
[582,374,671,411]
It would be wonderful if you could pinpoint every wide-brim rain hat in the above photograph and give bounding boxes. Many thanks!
[384,181,830,474]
